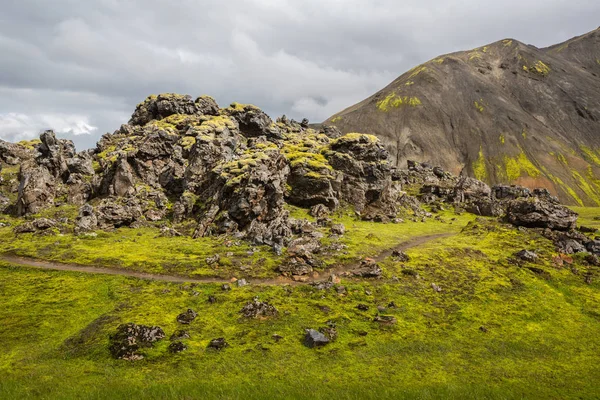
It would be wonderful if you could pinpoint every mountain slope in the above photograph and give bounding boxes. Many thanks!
[325,28,600,205]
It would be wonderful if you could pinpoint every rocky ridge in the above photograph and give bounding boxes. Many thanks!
[0,93,589,258]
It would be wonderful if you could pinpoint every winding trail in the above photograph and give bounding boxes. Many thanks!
[0,233,454,285]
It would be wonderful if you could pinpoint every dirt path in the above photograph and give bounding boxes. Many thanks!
[0,233,454,285]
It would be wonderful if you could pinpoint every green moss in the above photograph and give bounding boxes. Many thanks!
[17,139,41,150]
[473,148,488,181]
[377,93,422,111]
[503,152,540,181]
[502,39,513,46]
[571,170,600,206]
[330,116,342,123]
[2,212,600,398]
[180,137,196,150]
[405,81,415,86]
[499,134,505,144]
[432,58,445,64]
[580,145,600,166]
[474,100,485,113]
[533,61,550,76]
[407,65,428,79]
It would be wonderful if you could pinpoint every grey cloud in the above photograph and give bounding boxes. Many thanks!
[0,0,598,149]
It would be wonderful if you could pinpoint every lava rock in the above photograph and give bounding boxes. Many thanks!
[176,309,198,324]
[109,323,166,360]
[516,250,538,262]
[351,258,382,278]
[304,329,330,348]
[168,341,187,353]
[240,297,278,318]
[207,338,228,350]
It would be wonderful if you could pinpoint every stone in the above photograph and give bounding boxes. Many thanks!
[373,316,397,325]
[330,224,345,236]
[506,198,578,231]
[516,250,538,262]
[207,338,228,350]
[304,329,330,348]
[170,330,190,341]
[431,283,442,292]
[357,304,369,311]
[109,323,165,360]
[240,297,278,318]
[168,341,187,353]
[351,258,382,278]
[236,278,248,287]
[391,250,410,262]
[176,309,198,324]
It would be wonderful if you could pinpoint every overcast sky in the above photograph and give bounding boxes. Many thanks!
[0,0,598,149]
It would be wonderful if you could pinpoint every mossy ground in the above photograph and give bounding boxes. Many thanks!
[1,211,600,399]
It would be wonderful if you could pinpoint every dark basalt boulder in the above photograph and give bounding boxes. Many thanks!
[351,258,383,278]
[168,341,187,353]
[225,103,282,139]
[96,197,143,229]
[304,329,330,348]
[176,309,198,324]
[506,198,578,231]
[109,323,166,360]
[240,297,278,318]
[75,204,98,232]
[207,338,228,350]
[516,250,538,262]
[0,139,34,165]
[16,163,56,216]
[129,94,219,126]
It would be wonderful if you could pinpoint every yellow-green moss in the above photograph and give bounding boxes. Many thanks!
[580,145,600,166]
[502,39,513,46]
[474,100,485,113]
[180,136,196,150]
[433,58,445,64]
[473,148,488,181]
[499,134,505,144]
[17,139,41,150]
[331,116,342,123]
[533,61,550,76]
[503,152,540,181]
[405,81,415,86]
[377,93,422,111]
[572,170,600,206]
[408,65,428,79]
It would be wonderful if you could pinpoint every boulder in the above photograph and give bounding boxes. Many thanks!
[351,258,383,278]
[168,341,187,353]
[108,323,165,360]
[16,164,56,215]
[240,297,278,318]
[506,198,578,231]
[304,329,330,348]
[515,250,538,262]
[176,309,198,324]
[207,338,228,350]
[75,204,97,232]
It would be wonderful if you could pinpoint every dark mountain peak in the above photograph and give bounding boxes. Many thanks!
[325,28,600,205]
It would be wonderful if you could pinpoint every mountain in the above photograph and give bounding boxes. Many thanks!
[324,27,600,205]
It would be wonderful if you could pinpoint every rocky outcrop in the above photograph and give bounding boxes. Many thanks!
[109,323,166,360]
[507,198,578,231]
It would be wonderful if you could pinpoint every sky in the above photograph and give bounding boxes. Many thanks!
[0,0,598,150]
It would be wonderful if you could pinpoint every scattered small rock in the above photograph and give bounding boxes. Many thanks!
[391,250,410,262]
[431,283,442,292]
[206,254,220,265]
[176,309,198,324]
[221,284,231,291]
[373,316,397,325]
[330,224,345,236]
[207,338,228,350]
[516,250,538,262]
[237,278,248,287]
[351,258,382,278]
[170,330,190,341]
[240,297,278,318]
[208,295,217,304]
[109,323,166,360]
[168,341,187,353]
[357,304,369,311]
[304,329,330,348]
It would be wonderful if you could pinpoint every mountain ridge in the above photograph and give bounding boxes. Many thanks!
[325,27,600,205]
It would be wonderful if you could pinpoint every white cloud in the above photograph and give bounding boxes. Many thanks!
[0,112,97,142]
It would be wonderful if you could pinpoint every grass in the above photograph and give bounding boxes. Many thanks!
[1,214,599,399]
[570,206,600,229]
